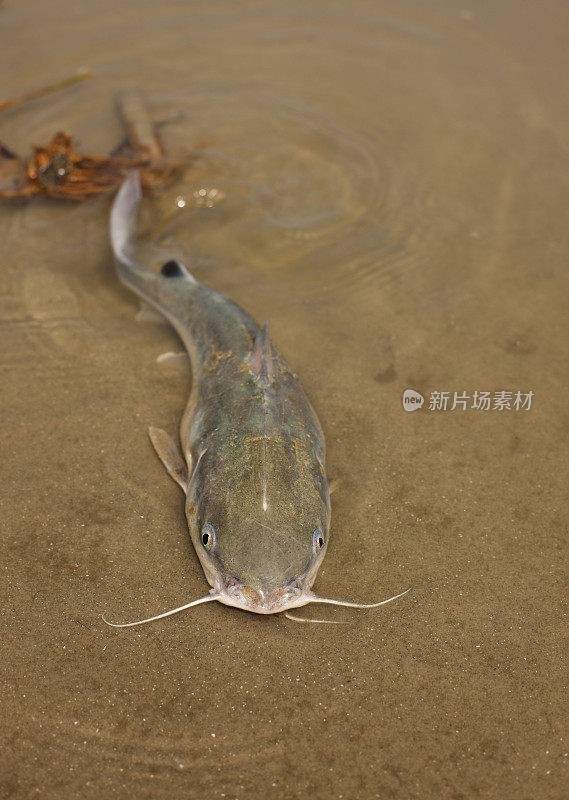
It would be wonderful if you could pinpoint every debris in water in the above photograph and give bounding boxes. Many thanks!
[0,86,189,202]
[0,68,91,113]
[117,90,166,162]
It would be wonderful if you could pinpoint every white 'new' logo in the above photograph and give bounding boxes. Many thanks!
[402,389,424,412]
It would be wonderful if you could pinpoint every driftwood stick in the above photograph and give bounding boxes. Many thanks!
[117,90,164,161]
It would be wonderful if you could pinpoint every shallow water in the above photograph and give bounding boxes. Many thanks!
[1,1,568,798]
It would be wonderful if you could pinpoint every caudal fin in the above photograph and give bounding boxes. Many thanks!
[110,170,143,268]
[110,172,195,291]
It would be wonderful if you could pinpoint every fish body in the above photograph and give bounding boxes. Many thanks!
[110,173,330,614]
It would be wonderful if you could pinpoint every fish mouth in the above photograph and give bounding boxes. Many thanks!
[215,582,311,614]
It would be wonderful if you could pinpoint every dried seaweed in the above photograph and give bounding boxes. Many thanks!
[0,131,183,201]
[0,85,189,202]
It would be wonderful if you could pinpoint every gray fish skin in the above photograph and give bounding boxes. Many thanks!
[110,173,330,614]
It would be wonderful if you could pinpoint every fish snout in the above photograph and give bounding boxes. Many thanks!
[223,583,301,613]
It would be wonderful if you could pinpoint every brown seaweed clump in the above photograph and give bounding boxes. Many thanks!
[0,131,182,201]
[0,85,188,202]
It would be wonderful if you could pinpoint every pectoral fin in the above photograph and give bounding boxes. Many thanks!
[148,427,190,492]
[328,478,341,495]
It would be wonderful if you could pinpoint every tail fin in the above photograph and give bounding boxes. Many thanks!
[110,172,195,292]
[110,170,143,270]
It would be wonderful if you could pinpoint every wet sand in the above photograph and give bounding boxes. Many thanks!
[1,1,568,798]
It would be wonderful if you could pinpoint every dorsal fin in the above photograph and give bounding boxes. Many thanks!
[249,321,274,386]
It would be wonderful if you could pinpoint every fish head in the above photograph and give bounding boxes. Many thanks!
[185,442,331,614]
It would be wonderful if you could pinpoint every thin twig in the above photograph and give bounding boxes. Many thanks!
[0,68,91,113]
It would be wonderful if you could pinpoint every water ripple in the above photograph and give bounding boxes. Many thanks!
[134,87,430,298]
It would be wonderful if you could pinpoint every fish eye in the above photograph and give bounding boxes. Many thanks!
[312,528,325,552]
[201,522,216,551]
